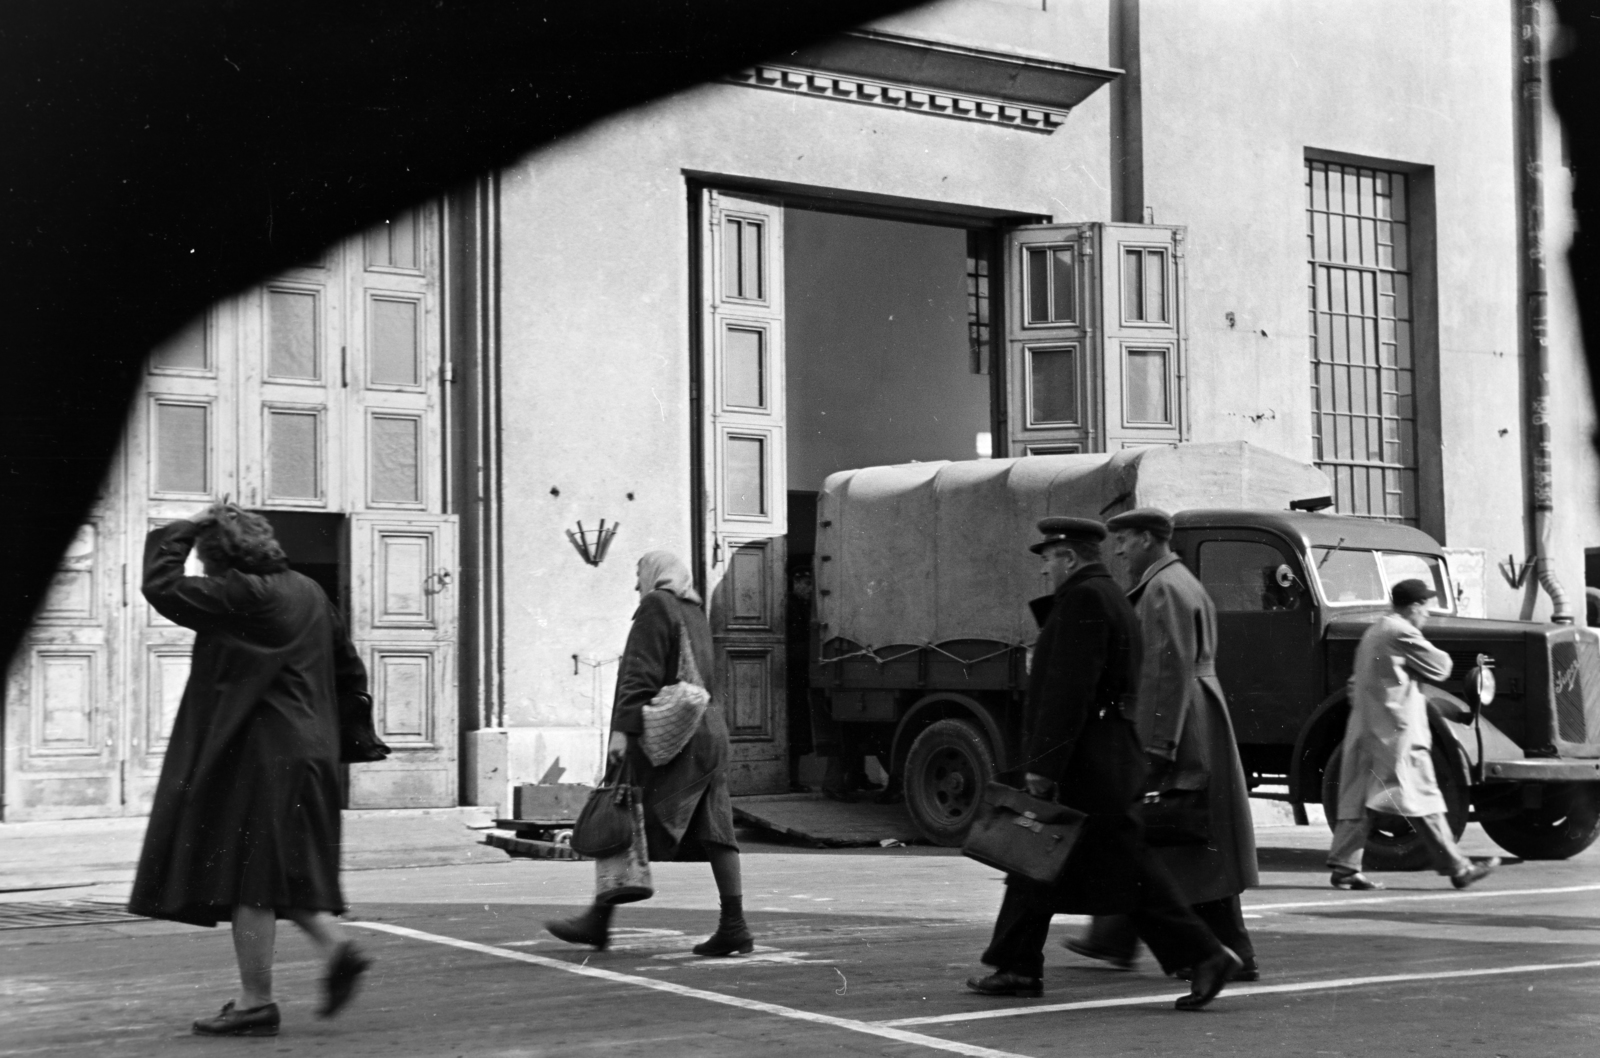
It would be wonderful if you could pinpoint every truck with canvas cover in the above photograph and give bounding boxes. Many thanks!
[811,441,1600,866]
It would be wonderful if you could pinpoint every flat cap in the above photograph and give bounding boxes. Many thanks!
[1390,578,1437,608]
[1029,516,1107,553]
[1105,507,1175,540]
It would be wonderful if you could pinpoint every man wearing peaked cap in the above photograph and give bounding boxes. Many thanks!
[1104,507,1174,540]
[966,512,1239,1010]
[1028,516,1107,553]
[1066,506,1261,982]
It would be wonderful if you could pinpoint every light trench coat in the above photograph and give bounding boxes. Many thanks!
[1337,612,1454,819]
[1127,553,1258,904]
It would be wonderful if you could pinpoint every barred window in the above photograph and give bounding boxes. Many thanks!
[1307,160,1416,523]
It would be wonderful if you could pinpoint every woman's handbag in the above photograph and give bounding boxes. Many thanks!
[1139,787,1212,846]
[638,619,711,766]
[571,761,643,858]
[338,691,391,764]
[961,782,1087,885]
[594,786,654,906]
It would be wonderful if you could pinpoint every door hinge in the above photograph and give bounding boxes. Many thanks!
[341,345,349,388]
[121,563,128,607]
[119,760,127,806]
[443,359,455,383]
[712,538,723,567]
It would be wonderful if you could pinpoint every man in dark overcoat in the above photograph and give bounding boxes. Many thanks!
[1067,508,1261,979]
[967,517,1241,1010]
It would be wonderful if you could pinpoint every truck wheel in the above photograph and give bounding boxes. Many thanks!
[1321,742,1468,871]
[1482,783,1600,860]
[904,718,995,847]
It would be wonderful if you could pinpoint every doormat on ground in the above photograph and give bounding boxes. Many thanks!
[0,900,144,930]
[732,793,922,847]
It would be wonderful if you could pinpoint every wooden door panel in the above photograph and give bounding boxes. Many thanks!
[3,516,123,820]
[702,190,787,794]
[347,513,457,808]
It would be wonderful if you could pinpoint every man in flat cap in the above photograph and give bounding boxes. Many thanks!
[967,517,1240,1010]
[1065,508,1260,980]
[1328,578,1497,890]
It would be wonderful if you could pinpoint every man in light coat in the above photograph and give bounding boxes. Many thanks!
[1064,508,1261,980]
[1328,578,1497,890]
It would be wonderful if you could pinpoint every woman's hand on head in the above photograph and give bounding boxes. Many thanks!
[608,731,629,762]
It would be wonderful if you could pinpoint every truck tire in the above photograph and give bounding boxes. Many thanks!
[1482,783,1600,860]
[904,718,995,847]
[1320,742,1468,871]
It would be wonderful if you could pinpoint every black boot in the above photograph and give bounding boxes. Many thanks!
[545,903,613,950]
[693,895,753,957]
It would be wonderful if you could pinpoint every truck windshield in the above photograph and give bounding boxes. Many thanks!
[1310,547,1454,613]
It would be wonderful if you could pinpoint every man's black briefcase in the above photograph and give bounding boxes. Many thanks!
[961,782,1087,885]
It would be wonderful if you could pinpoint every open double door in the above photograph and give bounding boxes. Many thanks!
[697,190,1186,794]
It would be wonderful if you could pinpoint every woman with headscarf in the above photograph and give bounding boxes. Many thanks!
[546,550,750,955]
[130,503,371,1037]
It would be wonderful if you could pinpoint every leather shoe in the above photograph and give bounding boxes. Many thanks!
[317,941,372,1018]
[1063,936,1137,971]
[1330,869,1385,890]
[546,905,613,950]
[692,921,754,957]
[1174,946,1241,1011]
[1451,857,1500,889]
[192,1001,280,1037]
[966,971,1043,997]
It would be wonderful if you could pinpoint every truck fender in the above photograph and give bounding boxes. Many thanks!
[1289,690,1351,823]
[891,693,1009,777]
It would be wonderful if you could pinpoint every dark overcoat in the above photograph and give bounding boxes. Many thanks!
[1016,562,1154,915]
[1128,554,1259,903]
[610,589,737,862]
[129,521,366,927]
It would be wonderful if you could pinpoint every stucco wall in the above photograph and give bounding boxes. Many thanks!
[491,0,1115,750]
[1137,0,1543,618]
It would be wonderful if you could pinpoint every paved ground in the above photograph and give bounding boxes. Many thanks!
[3,822,1598,1057]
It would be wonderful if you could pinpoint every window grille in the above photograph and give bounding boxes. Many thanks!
[1307,160,1417,523]
[966,231,992,374]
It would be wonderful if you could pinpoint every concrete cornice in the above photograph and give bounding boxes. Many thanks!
[727,29,1121,134]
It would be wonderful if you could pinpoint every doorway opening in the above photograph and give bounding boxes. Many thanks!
[253,511,348,613]
[782,208,1001,791]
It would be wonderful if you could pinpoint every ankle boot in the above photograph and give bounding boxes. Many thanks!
[693,895,753,957]
[545,903,614,950]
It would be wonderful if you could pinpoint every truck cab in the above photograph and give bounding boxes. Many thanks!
[1175,509,1600,868]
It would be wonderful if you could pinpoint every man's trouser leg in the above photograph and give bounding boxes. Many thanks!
[1409,813,1472,876]
[1327,814,1371,872]
[980,880,1053,979]
[1191,895,1254,965]
[1124,848,1224,975]
[1078,914,1140,961]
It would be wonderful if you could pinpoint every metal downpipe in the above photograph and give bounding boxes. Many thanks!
[1518,0,1574,624]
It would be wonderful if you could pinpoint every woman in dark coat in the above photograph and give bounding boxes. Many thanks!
[546,550,750,955]
[129,504,371,1037]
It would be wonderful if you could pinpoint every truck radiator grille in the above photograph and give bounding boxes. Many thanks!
[1550,637,1600,744]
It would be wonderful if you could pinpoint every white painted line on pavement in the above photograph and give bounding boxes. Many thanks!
[1247,882,1600,914]
[879,958,1600,1027]
[352,921,1035,1058]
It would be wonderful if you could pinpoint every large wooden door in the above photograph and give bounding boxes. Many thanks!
[700,190,787,794]
[2,508,126,818]
[1097,224,1185,451]
[345,513,458,808]
[1004,224,1094,456]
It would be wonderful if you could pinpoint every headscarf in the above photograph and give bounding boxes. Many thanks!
[637,550,703,606]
